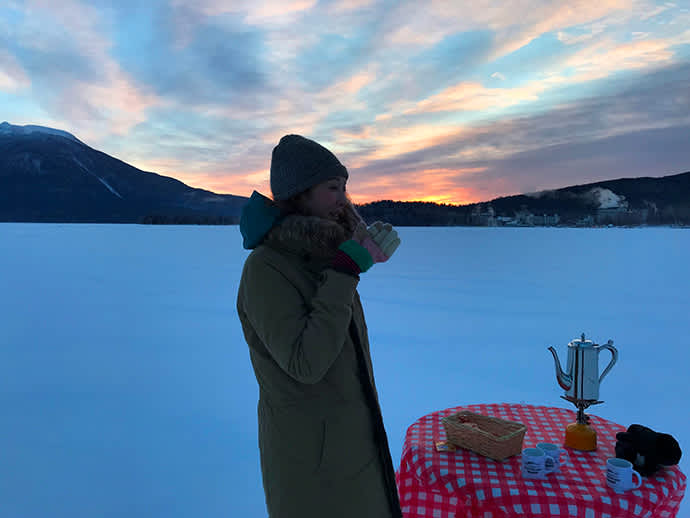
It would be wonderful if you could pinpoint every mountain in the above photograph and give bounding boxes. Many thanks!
[482,171,690,224]
[2,121,688,226]
[357,170,690,226]
[0,121,83,143]
[0,122,248,223]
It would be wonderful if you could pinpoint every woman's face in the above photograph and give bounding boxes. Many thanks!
[296,177,348,221]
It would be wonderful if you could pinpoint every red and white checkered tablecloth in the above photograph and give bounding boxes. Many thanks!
[397,403,686,518]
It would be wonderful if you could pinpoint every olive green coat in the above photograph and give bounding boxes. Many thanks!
[237,213,402,518]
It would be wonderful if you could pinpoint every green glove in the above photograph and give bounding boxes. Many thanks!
[331,221,401,275]
[335,239,374,273]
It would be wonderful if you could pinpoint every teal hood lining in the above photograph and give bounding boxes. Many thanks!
[239,191,285,249]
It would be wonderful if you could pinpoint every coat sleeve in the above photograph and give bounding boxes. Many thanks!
[239,253,359,384]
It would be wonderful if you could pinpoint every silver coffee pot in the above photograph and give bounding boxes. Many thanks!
[548,333,618,401]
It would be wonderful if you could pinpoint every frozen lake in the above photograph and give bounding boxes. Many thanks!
[1,223,688,517]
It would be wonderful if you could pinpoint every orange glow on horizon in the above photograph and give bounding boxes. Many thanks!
[165,169,485,206]
[350,166,486,205]
[348,189,479,206]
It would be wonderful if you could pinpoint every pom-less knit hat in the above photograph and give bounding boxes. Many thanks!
[270,134,348,201]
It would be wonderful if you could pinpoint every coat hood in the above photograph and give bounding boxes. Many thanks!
[240,190,355,255]
[239,191,284,250]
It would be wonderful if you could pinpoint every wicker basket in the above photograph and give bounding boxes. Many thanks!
[441,411,527,461]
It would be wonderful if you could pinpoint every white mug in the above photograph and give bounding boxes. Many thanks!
[522,448,556,479]
[537,442,570,473]
[606,458,642,493]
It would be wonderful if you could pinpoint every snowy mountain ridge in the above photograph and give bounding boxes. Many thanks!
[0,121,82,144]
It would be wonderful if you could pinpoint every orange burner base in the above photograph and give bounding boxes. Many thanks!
[564,422,597,451]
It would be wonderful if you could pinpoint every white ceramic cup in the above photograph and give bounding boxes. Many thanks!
[606,458,642,493]
[521,447,556,479]
[537,442,570,473]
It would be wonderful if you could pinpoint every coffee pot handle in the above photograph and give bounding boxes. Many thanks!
[598,340,619,383]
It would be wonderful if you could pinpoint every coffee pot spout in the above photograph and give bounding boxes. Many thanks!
[548,346,572,391]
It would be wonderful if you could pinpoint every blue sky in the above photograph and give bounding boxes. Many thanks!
[1,0,689,203]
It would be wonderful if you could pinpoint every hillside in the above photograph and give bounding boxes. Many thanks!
[2,122,687,226]
[0,122,247,223]
[358,171,690,227]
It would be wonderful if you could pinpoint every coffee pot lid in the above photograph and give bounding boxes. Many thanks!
[569,332,595,347]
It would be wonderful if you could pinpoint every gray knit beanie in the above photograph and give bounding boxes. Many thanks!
[270,134,348,201]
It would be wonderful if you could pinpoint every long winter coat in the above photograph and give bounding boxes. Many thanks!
[236,196,402,518]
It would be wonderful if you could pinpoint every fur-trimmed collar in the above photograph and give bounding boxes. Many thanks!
[263,214,350,261]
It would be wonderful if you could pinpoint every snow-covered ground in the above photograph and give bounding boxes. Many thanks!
[1,223,688,518]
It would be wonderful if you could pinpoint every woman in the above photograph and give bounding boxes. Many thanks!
[236,134,403,518]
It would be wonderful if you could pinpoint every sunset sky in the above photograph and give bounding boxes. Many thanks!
[1,1,689,204]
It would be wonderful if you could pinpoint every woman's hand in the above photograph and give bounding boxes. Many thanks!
[361,221,400,262]
[332,221,401,275]
[338,200,366,236]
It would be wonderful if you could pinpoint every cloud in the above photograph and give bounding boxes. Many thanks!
[157,60,690,201]
[5,0,159,142]
[527,187,629,209]
[344,62,690,201]
[557,31,597,45]
[171,0,317,26]
[351,124,467,164]
[91,0,688,190]
[586,187,628,208]
[559,36,676,82]
[404,81,543,115]
[363,18,686,134]
[113,4,271,109]
[376,0,634,60]
[0,48,30,91]
[638,2,673,20]
[3,0,689,204]
[327,0,377,14]
[487,0,632,59]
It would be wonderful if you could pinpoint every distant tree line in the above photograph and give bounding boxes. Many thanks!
[356,200,471,226]
[138,199,690,227]
[139,213,240,225]
[356,200,690,227]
